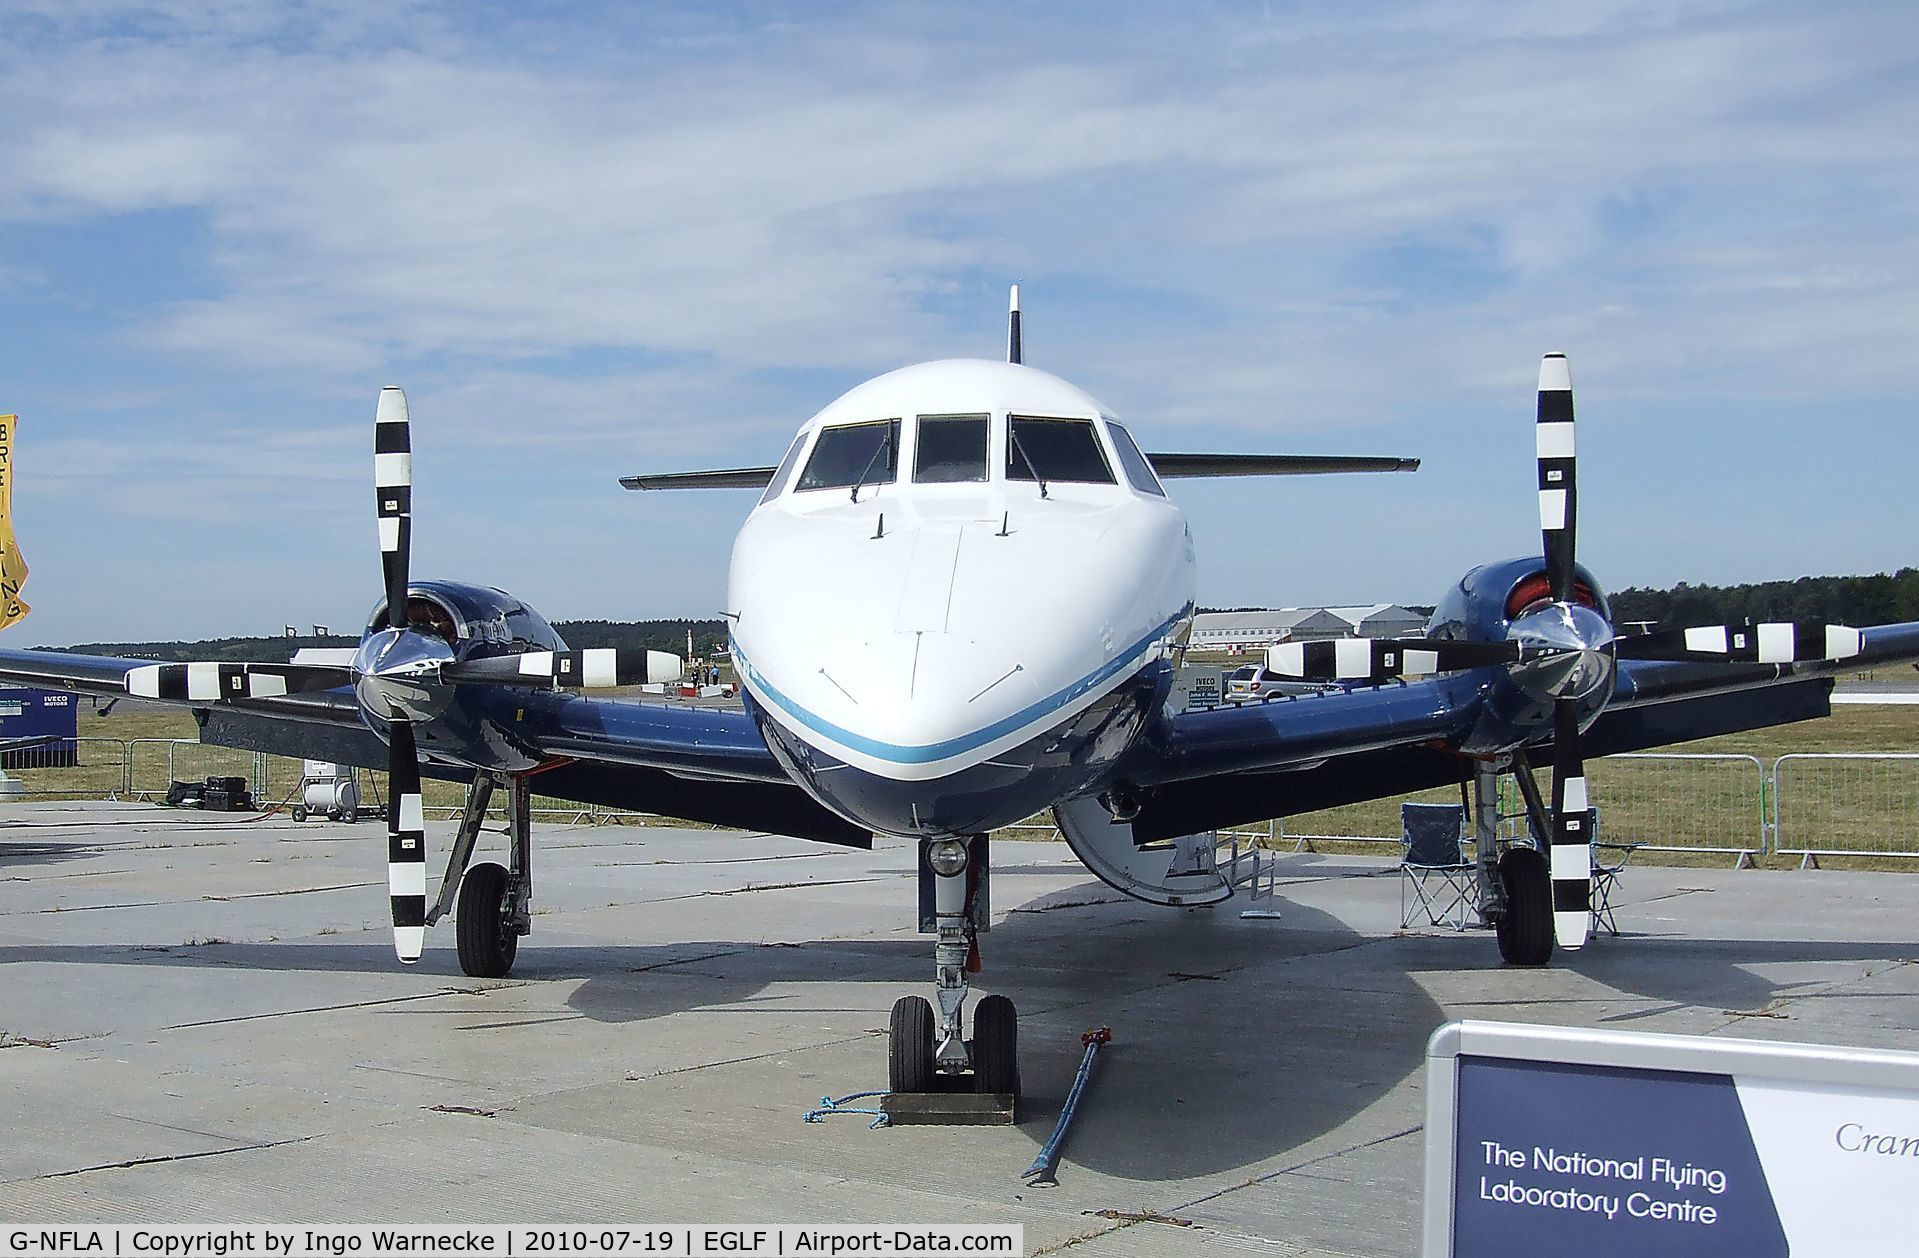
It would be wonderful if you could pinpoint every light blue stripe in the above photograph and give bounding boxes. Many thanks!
[733,606,1190,766]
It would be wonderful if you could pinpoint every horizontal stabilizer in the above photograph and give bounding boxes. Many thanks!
[1146,453,1418,478]
[621,467,776,491]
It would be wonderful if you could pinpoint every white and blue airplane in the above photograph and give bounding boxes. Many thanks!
[6,289,1917,1100]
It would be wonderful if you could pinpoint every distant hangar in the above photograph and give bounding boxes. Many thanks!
[1189,604,1426,651]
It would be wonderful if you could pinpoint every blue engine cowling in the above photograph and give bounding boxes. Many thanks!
[1426,557,1615,756]
[356,579,569,773]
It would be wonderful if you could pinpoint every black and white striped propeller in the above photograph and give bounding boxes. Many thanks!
[373,388,430,961]
[1532,355,1599,948]
[1266,354,1863,952]
[119,386,682,963]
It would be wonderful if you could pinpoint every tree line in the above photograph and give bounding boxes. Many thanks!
[44,572,1919,660]
[1608,570,1919,629]
[49,618,730,662]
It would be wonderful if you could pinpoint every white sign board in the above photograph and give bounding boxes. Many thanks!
[1425,1020,1919,1257]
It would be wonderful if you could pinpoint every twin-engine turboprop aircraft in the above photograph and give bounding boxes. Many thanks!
[6,288,1918,1102]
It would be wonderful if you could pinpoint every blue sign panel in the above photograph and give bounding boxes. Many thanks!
[1427,1021,1919,1257]
[0,686,78,768]
[1452,1056,1786,1256]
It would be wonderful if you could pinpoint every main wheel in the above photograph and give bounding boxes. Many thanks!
[1496,846,1555,967]
[972,994,1020,1099]
[291,805,307,822]
[888,995,935,1094]
[456,861,519,978]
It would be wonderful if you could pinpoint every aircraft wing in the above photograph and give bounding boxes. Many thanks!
[1122,621,1919,842]
[618,453,1420,490]
[0,647,870,847]
[1144,453,1419,477]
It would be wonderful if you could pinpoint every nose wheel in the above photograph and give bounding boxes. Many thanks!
[889,996,935,1093]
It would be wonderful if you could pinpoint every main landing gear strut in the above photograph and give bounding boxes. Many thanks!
[1471,754,1556,968]
[425,772,534,978]
[889,836,1020,1102]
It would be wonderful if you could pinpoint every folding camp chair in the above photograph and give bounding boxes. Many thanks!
[1588,807,1628,937]
[1400,802,1478,931]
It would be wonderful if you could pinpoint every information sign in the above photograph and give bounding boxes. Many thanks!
[1424,1020,1919,1257]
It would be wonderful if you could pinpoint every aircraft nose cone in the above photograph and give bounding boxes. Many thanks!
[1510,602,1615,702]
[352,628,455,723]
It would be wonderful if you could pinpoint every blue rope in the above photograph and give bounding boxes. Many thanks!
[803,1090,891,1129]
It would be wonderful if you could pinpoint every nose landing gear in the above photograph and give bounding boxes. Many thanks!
[886,837,1020,1110]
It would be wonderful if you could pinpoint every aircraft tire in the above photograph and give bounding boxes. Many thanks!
[888,995,935,1094]
[457,861,519,978]
[972,994,1020,1099]
[1496,847,1554,967]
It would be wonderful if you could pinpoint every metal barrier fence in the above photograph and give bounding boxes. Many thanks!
[1582,753,1769,865]
[3,737,133,798]
[1773,753,1919,867]
[4,743,1916,862]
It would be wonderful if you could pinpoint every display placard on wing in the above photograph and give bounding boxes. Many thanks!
[1423,1020,1919,1258]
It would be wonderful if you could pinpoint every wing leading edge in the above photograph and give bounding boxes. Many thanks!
[619,453,1418,490]
[0,647,870,847]
[1120,621,1919,843]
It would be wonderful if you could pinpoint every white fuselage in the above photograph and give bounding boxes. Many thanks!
[728,360,1196,838]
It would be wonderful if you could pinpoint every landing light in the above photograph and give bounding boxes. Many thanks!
[926,838,970,877]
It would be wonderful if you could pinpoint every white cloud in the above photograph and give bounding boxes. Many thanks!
[3,1,1917,641]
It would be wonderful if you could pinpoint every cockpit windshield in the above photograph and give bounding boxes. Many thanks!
[914,414,989,483]
[1006,416,1115,485]
[759,432,809,505]
[796,419,900,492]
[1103,419,1166,496]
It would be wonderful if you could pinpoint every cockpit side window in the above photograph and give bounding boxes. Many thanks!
[914,414,990,483]
[758,432,809,505]
[795,419,900,492]
[1103,419,1166,496]
[1006,416,1116,485]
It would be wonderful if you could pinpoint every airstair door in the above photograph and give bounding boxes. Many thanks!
[1052,793,1236,907]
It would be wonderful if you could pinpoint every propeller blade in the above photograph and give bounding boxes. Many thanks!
[1616,621,1863,664]
[1267,637,1521,683]
[125,661,353,701]
[375,386,413,632]
[1549,697,1592,950]
[1536,353,1577,604]
[440,648,684,689]
[385,719,427,963]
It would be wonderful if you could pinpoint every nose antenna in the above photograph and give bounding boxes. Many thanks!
[1007,284,1022,365]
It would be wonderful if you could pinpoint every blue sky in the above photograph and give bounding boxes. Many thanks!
[3,0,1915,646]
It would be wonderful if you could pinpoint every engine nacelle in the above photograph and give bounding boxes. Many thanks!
[356,580,571,773]
[1426,558,1615,756]
[1426,556,1611,646]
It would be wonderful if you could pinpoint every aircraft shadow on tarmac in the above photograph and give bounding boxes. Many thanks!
[4,874,1918,1182]
[0,840,120,869]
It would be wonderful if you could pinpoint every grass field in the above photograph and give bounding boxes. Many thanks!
[10,690,1917,869]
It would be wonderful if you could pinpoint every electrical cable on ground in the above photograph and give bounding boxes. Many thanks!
[1024,1026,1111,1185]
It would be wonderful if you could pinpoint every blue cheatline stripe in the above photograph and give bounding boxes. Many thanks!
[732,604,1192,767]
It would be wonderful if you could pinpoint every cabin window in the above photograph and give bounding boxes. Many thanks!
[758,432,809,504]
[914,414,990,483]
[1103,419,1166,496]
[795,419,900,492]
[1006,416,1115,485]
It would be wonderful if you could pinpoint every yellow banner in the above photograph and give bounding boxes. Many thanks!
[0,414,28,630]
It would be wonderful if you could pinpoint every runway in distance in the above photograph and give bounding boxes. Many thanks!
[5,287,1917,1102]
